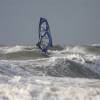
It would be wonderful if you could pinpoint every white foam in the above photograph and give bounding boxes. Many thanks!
[0,45,35,54]
[64,46,87,54]
[48,49,100,76]
[4,45,24,53]
[92,44,100,46]
[0,76,100,100]
[35,79,50,85]
[0,45,100,100]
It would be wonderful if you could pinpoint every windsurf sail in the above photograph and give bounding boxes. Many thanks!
[36,17,53,53]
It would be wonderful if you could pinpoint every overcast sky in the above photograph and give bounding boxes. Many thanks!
[0,0,100,45]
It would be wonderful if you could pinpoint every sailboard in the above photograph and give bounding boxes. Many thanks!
[36,17,53,54]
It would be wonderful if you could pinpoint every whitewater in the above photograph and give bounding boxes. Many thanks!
[0,45,100,100]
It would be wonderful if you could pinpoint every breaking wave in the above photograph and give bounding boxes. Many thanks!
[0,44,100,100]
[0,45,100,79]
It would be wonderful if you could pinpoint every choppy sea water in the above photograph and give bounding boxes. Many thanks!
[0,44,100,100]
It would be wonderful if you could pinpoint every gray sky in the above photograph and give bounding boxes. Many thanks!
[0,0,100,45]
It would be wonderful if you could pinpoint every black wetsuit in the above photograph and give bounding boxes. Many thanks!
[36,41,47,54]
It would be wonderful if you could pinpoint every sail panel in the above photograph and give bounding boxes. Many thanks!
[37,17,52,52]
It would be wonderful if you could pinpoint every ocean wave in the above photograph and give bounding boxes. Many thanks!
[0,54,100,79]
[0,45,100,79]
[0,45,100,56]
[0,45,100,100]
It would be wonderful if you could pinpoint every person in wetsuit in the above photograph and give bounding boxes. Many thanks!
[36,40,47,54]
